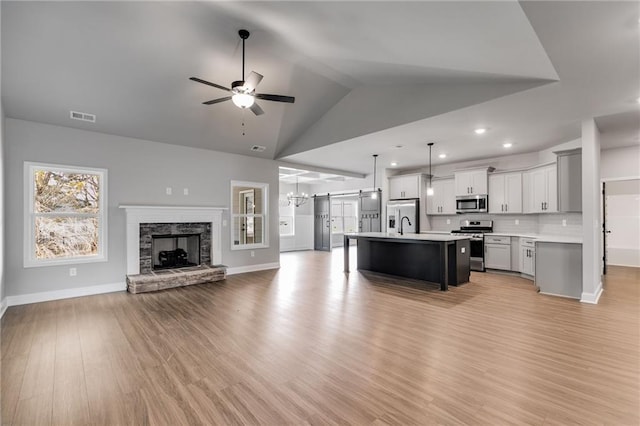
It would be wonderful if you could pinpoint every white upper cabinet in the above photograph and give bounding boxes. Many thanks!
[427,178,455,215]
[524,164,557,213]
[388,174,423,199]
[489,172,522,213]
[455,169,488,196]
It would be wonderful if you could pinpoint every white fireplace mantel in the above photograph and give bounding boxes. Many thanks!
[120,205,226,275]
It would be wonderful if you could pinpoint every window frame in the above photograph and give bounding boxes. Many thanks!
[24,161,108,268]
[230,180,269,251]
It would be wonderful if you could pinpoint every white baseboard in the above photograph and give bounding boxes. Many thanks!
[227,262,280,275]
[0,298,8,319]
[5,282,126,307]
[580,281,603,304]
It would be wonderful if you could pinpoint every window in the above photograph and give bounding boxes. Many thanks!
[24,162,107,267]
[231,181,268,250]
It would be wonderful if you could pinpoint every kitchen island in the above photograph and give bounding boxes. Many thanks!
[343,232,471,291]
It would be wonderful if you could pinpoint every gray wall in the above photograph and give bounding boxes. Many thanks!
[0,92,4,302]
[5,118,280,297]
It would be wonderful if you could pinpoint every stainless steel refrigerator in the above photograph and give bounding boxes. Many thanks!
[386,199,419,234]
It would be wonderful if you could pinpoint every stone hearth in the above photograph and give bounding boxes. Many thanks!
[126,264,226,294]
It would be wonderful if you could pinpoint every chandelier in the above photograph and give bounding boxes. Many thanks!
[287,177,309,207]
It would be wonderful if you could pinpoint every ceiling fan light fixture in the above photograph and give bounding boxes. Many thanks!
[232,93,255,108]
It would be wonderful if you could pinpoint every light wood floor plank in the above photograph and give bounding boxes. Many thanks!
[1,250,638,425]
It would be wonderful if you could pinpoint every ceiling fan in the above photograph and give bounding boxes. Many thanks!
[190,29,295,116]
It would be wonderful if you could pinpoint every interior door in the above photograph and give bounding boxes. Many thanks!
[314,195,331,251]
[359,191,381,232]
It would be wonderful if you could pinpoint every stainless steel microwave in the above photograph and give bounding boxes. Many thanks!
[456,194,488,214]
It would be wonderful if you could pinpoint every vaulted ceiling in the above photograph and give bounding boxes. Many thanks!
[2,1,638,175]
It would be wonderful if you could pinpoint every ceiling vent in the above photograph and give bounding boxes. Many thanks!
[70,110,96,123]
[251,145,266,152]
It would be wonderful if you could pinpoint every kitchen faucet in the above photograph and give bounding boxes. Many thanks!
[399,216,412,235]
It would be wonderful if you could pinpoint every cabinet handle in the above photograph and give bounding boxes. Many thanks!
[505,204,508,212]
[501,204,504,212]
[471,186,473,194]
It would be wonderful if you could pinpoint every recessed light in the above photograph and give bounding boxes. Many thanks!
[503,142,513,148]
[439,154,446,159]
[390,162,398,166]
[474,128,487,135]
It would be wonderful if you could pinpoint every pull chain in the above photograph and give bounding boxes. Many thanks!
[241,110,246,136]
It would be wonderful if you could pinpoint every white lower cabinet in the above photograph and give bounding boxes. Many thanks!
[484,236,511,270]
[520,239,536,276]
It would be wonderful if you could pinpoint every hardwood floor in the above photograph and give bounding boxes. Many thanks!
[1,249,639,425]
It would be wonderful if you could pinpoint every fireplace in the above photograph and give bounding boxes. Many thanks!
[121,205,224,276]
[139,222,211,274]
[152,233,200,270]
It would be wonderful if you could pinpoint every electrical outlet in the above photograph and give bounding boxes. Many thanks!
[562,219,567,227]
[166,187,172,195]
[515,219,519,225]
[250,251,255,258]
[446,219,451,225]
[183,188,189,195]
[69,267,77,277]
[222,219,227,227]
[461,247,466,254]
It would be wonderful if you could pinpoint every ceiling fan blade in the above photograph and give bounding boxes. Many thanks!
[249,102,264,116]
[203,96,232,105]
[243,71,263,92]
[255,93,295,103]
[189,77,231,92]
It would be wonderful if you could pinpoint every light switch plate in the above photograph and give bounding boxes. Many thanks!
[562,219,567,227]
[461,247,466,253]
[166,187,172,195]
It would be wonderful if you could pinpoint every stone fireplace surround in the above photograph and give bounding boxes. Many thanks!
[120,205,224,275]
[140,222,211,274]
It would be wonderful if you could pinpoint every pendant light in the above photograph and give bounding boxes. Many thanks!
[287,176,309,207]
[371,154,378,199]
[427,143,434,196]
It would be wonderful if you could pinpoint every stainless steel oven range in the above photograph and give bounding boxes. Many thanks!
[450,220,493,272]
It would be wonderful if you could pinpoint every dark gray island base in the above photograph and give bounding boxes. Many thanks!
[344,232,471,291]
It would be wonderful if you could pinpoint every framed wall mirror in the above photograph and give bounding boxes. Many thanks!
[231,181,268,250]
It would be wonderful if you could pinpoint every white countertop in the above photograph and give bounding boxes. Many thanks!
[489,232,582,244]
[425,230,582,244]
[346,232,469,242]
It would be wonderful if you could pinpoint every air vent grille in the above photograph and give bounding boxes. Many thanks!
[70,110,96,123]
[251,145,266,152]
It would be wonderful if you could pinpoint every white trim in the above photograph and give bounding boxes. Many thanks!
[580,281,603,304]
[121,205,224,275]
[119,205,228,210]
[0,298,8,318]
[227,262,280,275]
[601,175,640,183]
[230,181,269,251]
[5,282,125,307]
[24,162,108,268]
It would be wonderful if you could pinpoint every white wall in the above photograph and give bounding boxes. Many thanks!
[0,3,5,312]
[279,182,313,251]
[605,179,640,267]
[5,118,281,297]
[581,119,602,303]
[600,145,640,180]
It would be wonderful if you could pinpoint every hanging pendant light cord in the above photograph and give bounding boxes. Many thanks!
[373,154,378,193]
[428,143,433,188]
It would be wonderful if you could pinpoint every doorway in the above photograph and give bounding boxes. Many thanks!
[602,178,640,271]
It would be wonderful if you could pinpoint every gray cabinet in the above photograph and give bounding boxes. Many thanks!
[525,164,557,213]
[455,169,488,196]
[389,174,424,199]
[489,172,522,213]
[556,148,582,212]
[520,238,535,276]
[426,178,455,215]
[485,236,511,270]
[536,242,582,299]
